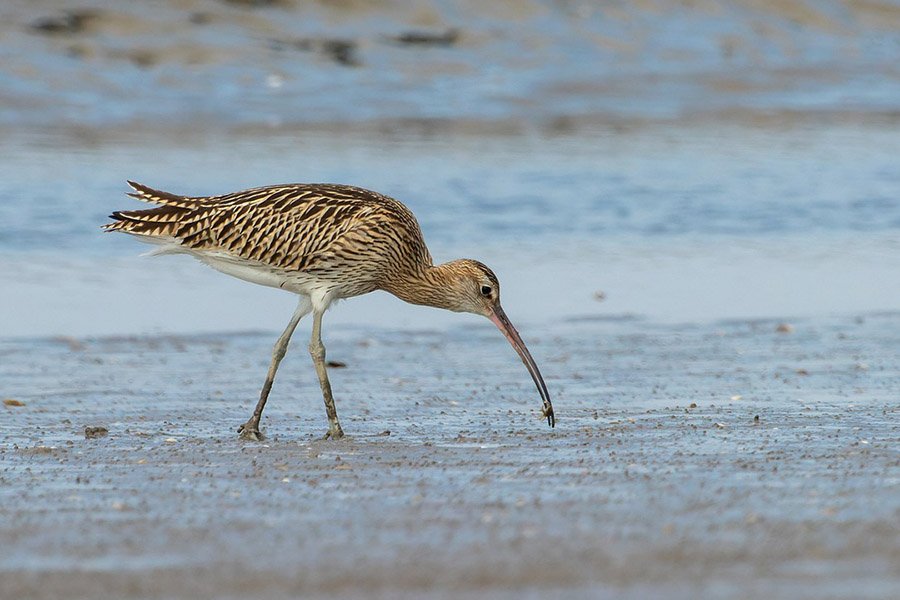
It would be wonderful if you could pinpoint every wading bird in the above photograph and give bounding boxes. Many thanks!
[105,182,554,439]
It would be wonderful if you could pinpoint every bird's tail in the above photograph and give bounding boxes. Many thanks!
[124,180,200,209]
[103,181,199,238]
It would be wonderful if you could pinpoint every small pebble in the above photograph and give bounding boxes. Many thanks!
[84,426,108,439]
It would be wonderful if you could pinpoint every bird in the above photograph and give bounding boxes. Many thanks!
[104,181,554,440]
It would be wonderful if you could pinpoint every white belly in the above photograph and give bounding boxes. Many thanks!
[196,251,288,289]
[128,234,346,308]
[195,250,339,298]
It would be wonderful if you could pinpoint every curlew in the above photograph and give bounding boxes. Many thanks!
[104,181,554,439]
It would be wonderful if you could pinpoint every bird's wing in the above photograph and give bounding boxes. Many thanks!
[105,183,418,273]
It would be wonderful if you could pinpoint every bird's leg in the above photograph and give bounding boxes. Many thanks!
[309,310,344,440]
[238,298,311,441]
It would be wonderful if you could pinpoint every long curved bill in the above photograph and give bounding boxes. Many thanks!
[489,304,555,428]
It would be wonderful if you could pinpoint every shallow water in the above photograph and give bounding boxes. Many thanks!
[2,1,900,337]
[2,123,899,337]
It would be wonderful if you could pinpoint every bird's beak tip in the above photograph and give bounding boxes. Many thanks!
[488,304,555,431]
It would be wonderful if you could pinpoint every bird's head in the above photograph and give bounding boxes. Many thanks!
[436,259,555,427]
[438,259,502,317]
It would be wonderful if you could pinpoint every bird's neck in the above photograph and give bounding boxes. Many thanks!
[383,262,459,311]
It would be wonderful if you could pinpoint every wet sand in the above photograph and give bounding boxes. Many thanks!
[2,313,898,598]
[5,0,900,130]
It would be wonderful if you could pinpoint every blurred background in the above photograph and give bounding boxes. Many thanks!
[1,0,899,337]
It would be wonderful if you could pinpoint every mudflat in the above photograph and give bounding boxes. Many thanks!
[2,313,898,598]
[2,1,899,597]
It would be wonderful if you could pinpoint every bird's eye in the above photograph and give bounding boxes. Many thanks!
[480,285,492,297]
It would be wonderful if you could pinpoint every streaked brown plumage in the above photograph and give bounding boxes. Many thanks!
[105,181,554,439]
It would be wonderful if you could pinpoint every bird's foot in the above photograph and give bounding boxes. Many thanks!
[238,421,265,441]
[323,422,345,440]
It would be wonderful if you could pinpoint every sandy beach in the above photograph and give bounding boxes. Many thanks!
[2,313,899,598]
